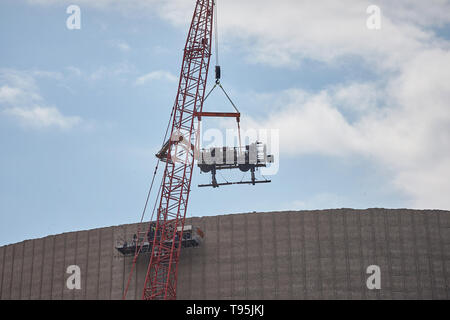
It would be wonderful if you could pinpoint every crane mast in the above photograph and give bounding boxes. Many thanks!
[142,0,214,300]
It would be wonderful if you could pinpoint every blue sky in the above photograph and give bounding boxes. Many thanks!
[1,0,450,246]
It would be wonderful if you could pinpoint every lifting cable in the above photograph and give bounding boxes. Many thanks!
[204,0,243,150]
[219,170,229,183]
[203,81,243,151]
[136,101,175,228]
[123,174,163,300]
[138,161,159,224]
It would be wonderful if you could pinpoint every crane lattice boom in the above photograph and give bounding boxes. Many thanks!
[142,0,214,300]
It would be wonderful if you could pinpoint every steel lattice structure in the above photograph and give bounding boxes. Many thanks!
[141,0,214,300]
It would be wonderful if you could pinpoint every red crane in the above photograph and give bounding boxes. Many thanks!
[141,0,214,300]
[120,0,273,300]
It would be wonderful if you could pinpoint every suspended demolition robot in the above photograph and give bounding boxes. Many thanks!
[193,68,274,188]
[197,142,274,188]
[192,56,275,188]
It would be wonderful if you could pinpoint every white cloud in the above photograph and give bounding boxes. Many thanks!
[378,1,450,27]
[244,48,450,209]
[135,70,178,85]
[0,69,83,130]
[0,69,40,94]
[66,66,82,77]
[213,0,447,69]
[89,62,135,81]
[26,0,164,13]
[110,39,131,52]
[4,106,81,129]
[63,63,135,81]
[0,86,24,105]
[245,89,363,157]
[30,70,63,80]
[333,83,378,113]
[27,1,450,70]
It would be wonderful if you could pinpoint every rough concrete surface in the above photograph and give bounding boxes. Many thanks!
[0,209,449,299]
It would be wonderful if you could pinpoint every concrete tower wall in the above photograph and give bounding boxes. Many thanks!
[0,209,449,299]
